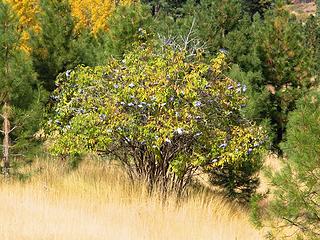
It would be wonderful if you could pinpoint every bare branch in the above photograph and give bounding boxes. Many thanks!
[9,125,17,133]
[183,17,196,50]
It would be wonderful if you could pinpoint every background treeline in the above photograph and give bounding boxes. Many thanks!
[0,0,319,239]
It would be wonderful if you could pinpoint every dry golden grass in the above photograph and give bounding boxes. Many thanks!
[0,158,262,240]
[257,153,283,195]
[285,2,316,20]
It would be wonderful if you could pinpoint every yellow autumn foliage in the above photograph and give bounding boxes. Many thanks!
[5,0,138,51]
[71,0,138,33]
[5,0,41,52]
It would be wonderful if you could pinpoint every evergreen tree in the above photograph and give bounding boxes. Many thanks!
[305,3,320,79]
[256,8,315,148]
[225,14,274,144]
[104,4,154,59]
[142,0,187,17]
[208,157,263,204]
[305,16,320,80]
[260,91,320,239]
[227,7,316,150]
[31,0,75,91]
[0,2,43,175]
[242,0,274,17]
[155,0,244,54]
[31,0,106,91]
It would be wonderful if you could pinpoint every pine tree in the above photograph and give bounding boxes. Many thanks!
[156,0,243,54]
[261,91,320,239]
[31,0,106,91]
[0,2,42,175]
[242,0,274,17]
[227,7,316,150]
[31,0,76,91]
[305,13,320,80]
[256,8,316,148]
[142,0,187,17]
[104,4,154,59]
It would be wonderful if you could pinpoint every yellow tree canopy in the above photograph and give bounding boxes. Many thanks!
[71,0,138,33]
[5,0,41,52]
[6,0,137,51]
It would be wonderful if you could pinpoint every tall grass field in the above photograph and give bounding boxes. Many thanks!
[0,158,262,240]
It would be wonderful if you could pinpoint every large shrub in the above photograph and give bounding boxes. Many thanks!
[46,38,265,195]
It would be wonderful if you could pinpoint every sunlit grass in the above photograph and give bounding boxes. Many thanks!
[285,2,316,20]
[0,158,262,240]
